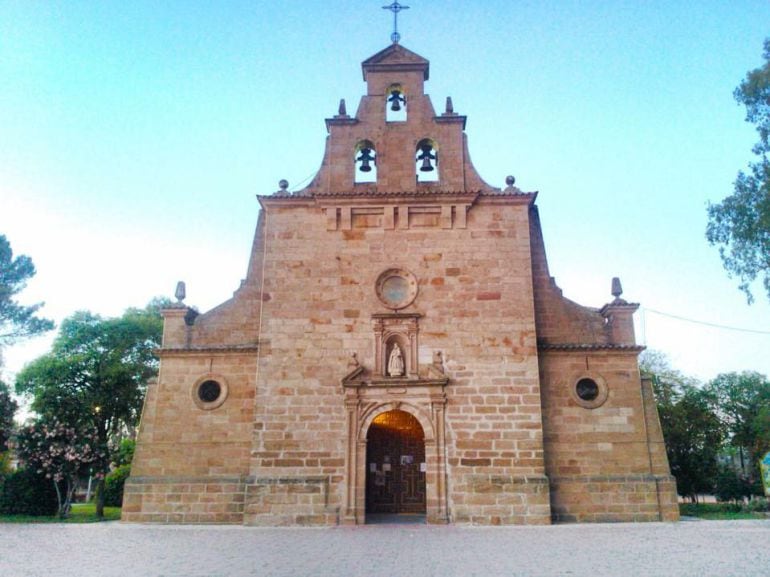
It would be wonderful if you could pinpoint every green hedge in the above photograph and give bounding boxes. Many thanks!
[0,467,58,516]
[101,464,131,507]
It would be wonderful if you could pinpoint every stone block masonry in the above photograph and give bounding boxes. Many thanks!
[126,42,678,526]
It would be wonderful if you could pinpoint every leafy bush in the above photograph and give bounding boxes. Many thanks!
[15,418,106,518]
[0,467,58,516]
[100,464,131,507]
[742,497,769,513]
[0,451,11,477]
[113,439,135,467]
[680,502,742,516]
[714,467,754,503]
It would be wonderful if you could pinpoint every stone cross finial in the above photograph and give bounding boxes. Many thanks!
[382,1,410,44]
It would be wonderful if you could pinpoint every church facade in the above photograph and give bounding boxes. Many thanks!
[123,44,679,525]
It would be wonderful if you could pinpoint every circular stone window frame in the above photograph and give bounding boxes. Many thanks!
[569,373,609,409]
[375,267,419,310]
[191,374,229,411]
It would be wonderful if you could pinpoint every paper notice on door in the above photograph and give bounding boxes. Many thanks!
[382,463,391,472]
[420,462,427,472]
[369,463,377,472]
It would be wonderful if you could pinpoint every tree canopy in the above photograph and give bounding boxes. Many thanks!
[15,303,163,516]
[0,234,54,349]
[0,378,17,452]
[706,38,770,303]
[703,371,770,474]
[642,351,770,500]
[640,351,724,500]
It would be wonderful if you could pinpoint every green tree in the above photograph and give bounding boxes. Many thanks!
[640,351,724,501]
[663,389,725,501]
[15,304,162,517]
[704,371,770,479]
[706,38,770,303]
[753,404,770,463]
[640,350,700,406]
[0,378,17,452]
[0,234,54,348]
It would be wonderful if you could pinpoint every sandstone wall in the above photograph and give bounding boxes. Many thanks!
[123,352,256,523]
[539,352,678,522]
[245,196,551,525]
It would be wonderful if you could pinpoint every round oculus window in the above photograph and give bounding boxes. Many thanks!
[192,375,229,410]
[198,380,222,403]
[575,378,599,402]
[375,268,418,310]
[571,374,609,409]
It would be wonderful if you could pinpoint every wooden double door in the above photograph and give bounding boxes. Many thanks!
[365,410,426,514]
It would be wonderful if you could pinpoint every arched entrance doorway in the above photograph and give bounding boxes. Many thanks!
[365,409,426,519]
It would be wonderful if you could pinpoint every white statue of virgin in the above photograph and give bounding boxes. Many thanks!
[387,345,405,377]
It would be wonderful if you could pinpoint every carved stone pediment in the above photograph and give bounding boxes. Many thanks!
[340,357,448,388]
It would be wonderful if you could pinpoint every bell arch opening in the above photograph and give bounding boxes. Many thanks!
[354,139,377,183]
[386,84,407,122]
[416,138,439,182]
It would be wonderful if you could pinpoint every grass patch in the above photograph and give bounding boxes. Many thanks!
[0,503,121,523]
[679,502,766,520]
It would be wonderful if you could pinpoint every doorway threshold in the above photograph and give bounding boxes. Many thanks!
[366,513,427,525]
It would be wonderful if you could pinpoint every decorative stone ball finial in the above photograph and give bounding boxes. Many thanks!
[278,179,289,192]
[505,175,516,187]
[611,277,623,299]
[175,281,186,303]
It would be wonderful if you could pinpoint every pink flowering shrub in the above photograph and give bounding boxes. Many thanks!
[16,419,107,518]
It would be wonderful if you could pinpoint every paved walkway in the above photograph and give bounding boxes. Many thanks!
[1,519,769,576]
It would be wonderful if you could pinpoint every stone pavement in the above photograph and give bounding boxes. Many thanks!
[1,520,769,577]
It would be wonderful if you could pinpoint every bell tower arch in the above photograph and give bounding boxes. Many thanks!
[301,43,496,195]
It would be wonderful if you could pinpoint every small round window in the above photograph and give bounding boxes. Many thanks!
[192,375,228,410]
[571,374,608,409]
[575,378,599,401]
[198,380,221,403]
[375,268,418,310]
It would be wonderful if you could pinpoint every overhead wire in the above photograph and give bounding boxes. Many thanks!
[642,308,770,335]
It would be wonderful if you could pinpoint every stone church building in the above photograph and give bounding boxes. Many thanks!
[123,43,679,525]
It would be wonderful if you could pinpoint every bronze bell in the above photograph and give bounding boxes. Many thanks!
[388,90,404,112]
[357,148,374,172]
[417,145,436,172]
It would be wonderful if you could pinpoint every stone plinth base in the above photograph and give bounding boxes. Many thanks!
[550,474,680,523]
[121,476,246,524]
[243,476,339,526]
[451,475,552,525]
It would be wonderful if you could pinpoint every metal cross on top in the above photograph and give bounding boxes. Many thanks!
[382,1,410,44]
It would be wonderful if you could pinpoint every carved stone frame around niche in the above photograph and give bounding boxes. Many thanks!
[373,313,420,379]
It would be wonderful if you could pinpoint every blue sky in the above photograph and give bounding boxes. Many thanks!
[1,0,770,383]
